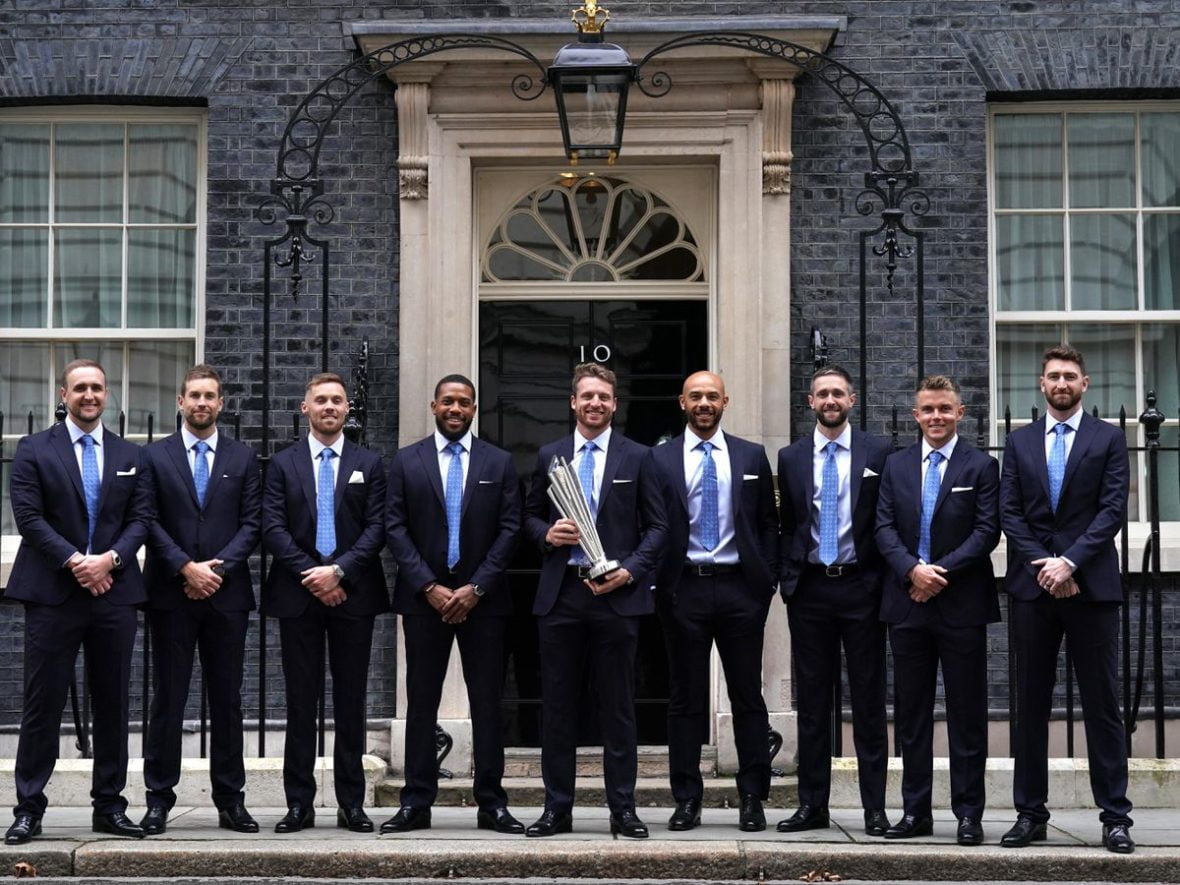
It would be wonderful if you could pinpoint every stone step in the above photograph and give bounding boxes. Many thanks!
[500,745,717,778]
[375,775,800,808]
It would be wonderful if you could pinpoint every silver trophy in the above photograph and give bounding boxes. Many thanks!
[547,455,620,582]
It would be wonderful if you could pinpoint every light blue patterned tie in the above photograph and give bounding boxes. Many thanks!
[315,449,336,559]
[193,440,210,508]
[573,441,597,565]
[918,450,943,564]
[699,441,720,552]
[445,441,464,569]
[1048,423,1069,513]
[80,433,100,551]
[818,440,839,566]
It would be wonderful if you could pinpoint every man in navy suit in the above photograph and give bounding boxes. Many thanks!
[776,366,892,838]
[875,374,1000,845]
[522,362,668,838]
[651,371,776,832]
[5,359,152,844]
[262,372,388,834]
[140,365,261,835]
[381,374,523,835]
[998,345,1134,854]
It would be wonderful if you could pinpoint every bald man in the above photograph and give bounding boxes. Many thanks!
[651,371,778,832]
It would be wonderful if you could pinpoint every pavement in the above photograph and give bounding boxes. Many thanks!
[3,805,1179,882]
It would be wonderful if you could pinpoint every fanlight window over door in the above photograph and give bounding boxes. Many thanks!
[481,175,704,284]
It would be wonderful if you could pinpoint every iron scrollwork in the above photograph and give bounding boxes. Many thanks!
[343,338,370,445]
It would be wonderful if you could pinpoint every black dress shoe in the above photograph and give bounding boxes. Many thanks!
[337,807,374,833]
[218,803,260,833]
[139,805,168,835]
[526,808,572,837]
[864,809,890,837]
[379,806,431,834]
[668,799,702,831]
[776,804,830,832]
[609,809,649,839]
[957,817,984,846]
[1000,815,1047,847]
[739,795,766,832]
[5,814,41,845]
[884,814,933,839]
[476,807,524,834]
[92,810,146,838]
[274,805,315,834]
[1103,823,1135,854]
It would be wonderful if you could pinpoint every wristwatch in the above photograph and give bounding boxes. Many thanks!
[471,583,485,597]
[331,564,345,581]
[110,550,123,569]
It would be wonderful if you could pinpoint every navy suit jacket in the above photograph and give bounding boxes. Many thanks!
[1000,413,1128,603]
[386,435,521,618]
[142,431,262,613]
[261,437,389,619]
[875,438,1001,627]
[6,421,151,606]
[523,432,668,618]
[777,429,892,601]
[651,431,778,600]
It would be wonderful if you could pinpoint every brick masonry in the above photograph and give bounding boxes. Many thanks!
[1,1,1179,728]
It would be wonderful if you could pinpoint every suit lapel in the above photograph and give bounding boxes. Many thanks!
[51,423,86,505]
[849,430,866,515]
[724,437,743,518]
[1028,417,1051,503]
[297,440,318,515]
[166,433,200,508]
[203,436,228,508]
[597,434,622,513]
[419,437,446,509]
[461,438,485,517]
[668,435,689,512]
[1062,412,1097,492]
[97,429,118,509]
[932,442,971,515]
[334,441,357,509]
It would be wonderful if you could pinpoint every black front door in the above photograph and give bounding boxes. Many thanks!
[479,298,707,746]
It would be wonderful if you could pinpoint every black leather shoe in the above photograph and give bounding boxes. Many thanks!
[526,808,572,837]
[777,804,830,832]
[92,810,146,838]
[379,806,431,834]
[5,814,41,845]
[668,799,702,831]
[218,803,260,833]
[609,809,649,839]
[139,805,168,835]
[957,817,984,846]
[1000,815,1047,847]
[274,805,315,834]
[1103,823,1135,854]
[739,795,766,832]
[864,808,890,837]
[884,814,933,839]
[476,807,524,834]
[337,807,374,833]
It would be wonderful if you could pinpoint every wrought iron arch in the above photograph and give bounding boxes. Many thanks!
[256,29,929,444]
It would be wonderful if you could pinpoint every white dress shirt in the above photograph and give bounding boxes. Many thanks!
[435,428,473,492]
[683,428,738,564]
[65,415,104,482]
[573,426,611,506]
[181,426,218,477]
[308,433,344,500]
[1044,408,1083,462]
[809,424,856,565]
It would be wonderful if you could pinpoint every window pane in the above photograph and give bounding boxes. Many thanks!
[55,123,124,223]
[1068,114,1135,208]
[53,342,125,422]
[996,215,1064,310]
[1142,324,1180,419]
[128,341,193,436]
[0,343,49,430]
[128,229,195,328]
[54,228,122,327]
[1145,213,1180,310]
[1070,213,1136,310]
[128,124,198,224]
[993,113,1062,209]
[996,323,1061,421]
[0,229,47,326]
[1141,112,1180,208]
[0,123,49,222]
[1065,323,1135,417]
[1156,427,1180,521]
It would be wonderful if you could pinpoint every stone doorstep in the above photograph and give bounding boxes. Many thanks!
[3,756,1180,809]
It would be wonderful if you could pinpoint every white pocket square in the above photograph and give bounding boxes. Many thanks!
[116,467,136,476]
[478,479,495,485]
[951,486,973,493]
[863,467,879,477]
[348,470,365,484]
[612,478,633,484]
[743,474,758,480]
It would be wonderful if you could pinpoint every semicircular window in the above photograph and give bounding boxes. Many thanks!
[482,176,704,283]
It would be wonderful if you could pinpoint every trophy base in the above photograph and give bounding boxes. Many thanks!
[588,560,621,583]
